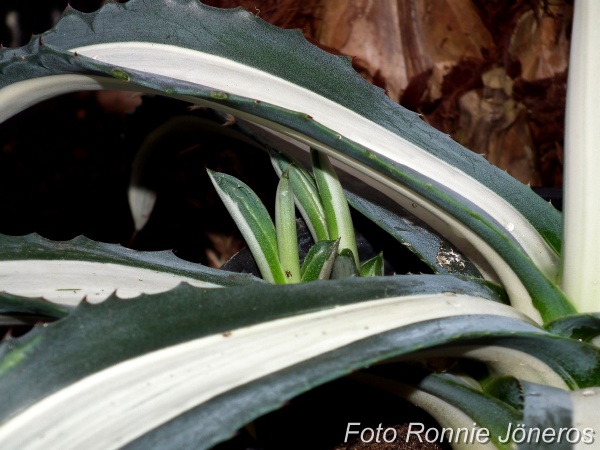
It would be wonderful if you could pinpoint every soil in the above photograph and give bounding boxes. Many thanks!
[331,424,445,450]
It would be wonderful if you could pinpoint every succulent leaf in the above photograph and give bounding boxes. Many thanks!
[311,149,359,266]
[270,149,329,242]
[0,0,567,320]
[207,169,286,284]
[275,171,301,283]
[300,239,339,282]
[1,278,595,448]
[0,233,261,305]
[360,252,384,277]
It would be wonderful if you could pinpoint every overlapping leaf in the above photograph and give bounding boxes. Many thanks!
[0,0,570,321]
[0,277,596,449]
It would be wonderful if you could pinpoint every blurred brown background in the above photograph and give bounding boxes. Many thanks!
[202,0,571,187]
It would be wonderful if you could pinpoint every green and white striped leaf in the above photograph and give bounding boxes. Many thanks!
[0,4,597,449]
[0,277,597,449]
[312,148,360,266]
[0,233,261,306]
[127,115,476,279]
[331,249,360,280]
[275,171,301,283]
[361,252,384,277]
[259,126,482,277]
[207,170,286,284]
[0,0,570,320]
[300,239,339,282]
[270,149,329,242]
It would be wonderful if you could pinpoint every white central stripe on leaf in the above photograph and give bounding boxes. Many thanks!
[208,171,282,284]
[2,75,543,319]
[0,261,221,305]
[71,42,558,278]
[0,295,532,449]
[0,72,550,320]
[0,74,133,123]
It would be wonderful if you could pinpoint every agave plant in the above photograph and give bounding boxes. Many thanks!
[0,1,599,449]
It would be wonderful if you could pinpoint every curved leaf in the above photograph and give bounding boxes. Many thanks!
[0,233,261,305]
[300,239,339,282]
[0,0,564,273]
[0,1,569,320]
[311,149,359,266]
[0,277,597,448]
[0,293,71,326]
[207,170,286,284]
[545,313,600,342]
[127,318,599,450]
[360,252,384,277]
[270,149,329,242]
